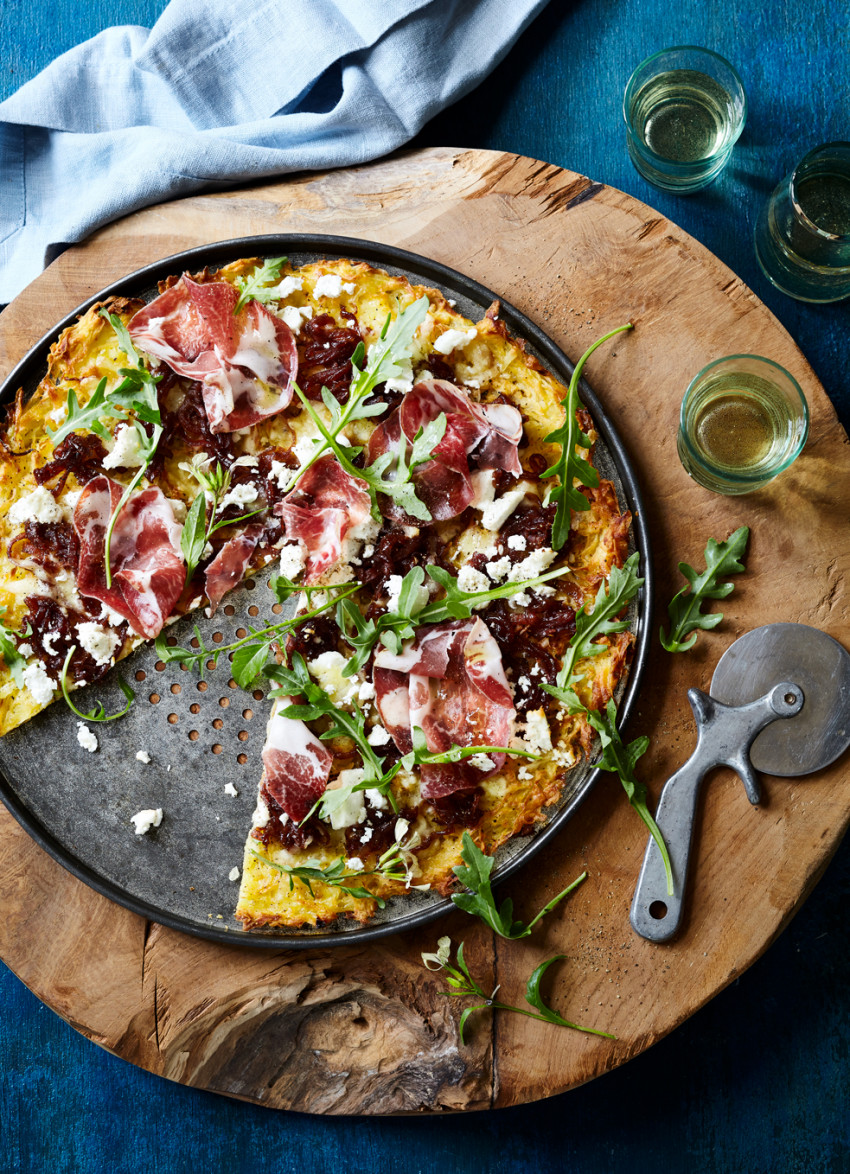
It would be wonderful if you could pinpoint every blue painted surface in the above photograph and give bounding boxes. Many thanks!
[1,1,848,1170]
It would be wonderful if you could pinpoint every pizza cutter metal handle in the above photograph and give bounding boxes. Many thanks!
[629,681,804,943]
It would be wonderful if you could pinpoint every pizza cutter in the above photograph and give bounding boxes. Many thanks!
[630,623,850,942]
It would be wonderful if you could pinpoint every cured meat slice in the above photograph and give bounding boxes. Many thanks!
[74,475,184,639]
[262,696,333,822]
[127,276,298,433]
[366,380,523,521]
[203,522,265,615]
[374,618,515,799]
[277,455,371,583]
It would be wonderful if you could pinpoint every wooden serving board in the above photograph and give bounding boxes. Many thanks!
[1,147,848,1114]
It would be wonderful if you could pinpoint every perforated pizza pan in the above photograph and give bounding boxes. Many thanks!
[0,235,653,949]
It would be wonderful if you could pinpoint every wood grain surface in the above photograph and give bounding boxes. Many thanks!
[1,146,847,1114]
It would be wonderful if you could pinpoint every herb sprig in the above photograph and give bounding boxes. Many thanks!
[233,257,289,314]
[543,323,633,549]
[179,456,266,587]
[279,295,430,496]
[251,850,390,907]
[0,612,28,687]
[660,526,750,652]
[59,646,135,722]
[422,937,615,1045]
[451,832,586,939]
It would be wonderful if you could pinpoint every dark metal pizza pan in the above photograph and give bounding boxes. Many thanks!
[0,235,653,949]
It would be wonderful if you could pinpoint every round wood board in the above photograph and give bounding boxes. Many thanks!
[1,147,848,1114]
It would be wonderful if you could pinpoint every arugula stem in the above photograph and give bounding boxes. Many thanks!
[523,871,588,932]
[59,646,135,722]
[486,1001,615,1039]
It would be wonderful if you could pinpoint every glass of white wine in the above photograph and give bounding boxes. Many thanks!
[623,47,747,193]
[677,355,809,495]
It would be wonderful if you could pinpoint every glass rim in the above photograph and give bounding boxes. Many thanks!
[789,140,850,243]
[679,354,809,484]
[622,46,748,166]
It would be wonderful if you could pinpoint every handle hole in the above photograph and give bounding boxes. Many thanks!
[784,692,797,705]
[649,901,668,920]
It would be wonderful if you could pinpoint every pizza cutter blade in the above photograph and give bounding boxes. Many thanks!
[629,623,850,943]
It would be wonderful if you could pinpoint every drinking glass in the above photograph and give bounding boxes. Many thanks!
[754,142,850,302]
[623,47,747,193]
[677,355,809,495]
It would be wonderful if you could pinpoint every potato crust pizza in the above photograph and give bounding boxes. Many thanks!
[0,255,635,932]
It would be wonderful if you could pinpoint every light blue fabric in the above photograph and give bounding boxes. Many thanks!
[0,0,548,302]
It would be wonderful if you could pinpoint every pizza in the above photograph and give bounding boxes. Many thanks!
[0,253,634,932]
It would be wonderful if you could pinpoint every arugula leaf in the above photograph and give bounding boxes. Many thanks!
[250,850,387,907]
[660,526,750,653]
[46,378,120,448]
[420,563,569,625]
[59,646,135,723]
[277,295,430,495]
[234,257,289,314]
[180,492,208,583]
[543,323,633,549]
[154,583,359,682]
[0,612,27,687]
[336,566,428,676]
[422,937,615,1045]
[450,831,586,939]
[400,727,537,773]
[179,458,266,587]
[551,551,643,691]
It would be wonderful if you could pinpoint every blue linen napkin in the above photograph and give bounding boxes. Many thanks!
[0,0,548,304]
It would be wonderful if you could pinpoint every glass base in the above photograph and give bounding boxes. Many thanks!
[626,137,728,193]
[754,210,850,303]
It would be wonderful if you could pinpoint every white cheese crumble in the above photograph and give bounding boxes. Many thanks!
[252,794,271,829]
[229,866,241,882]
[308,651,358,703]
[509,547,557,584]
[41,632,60,657]
[358,679,376,702]
[224,782,239,797]
[22,662,56,705]
[367,723,391,746]
[9,486,65,528]
[484,555,512,583]
[468,753,494,772]
[345,857,364,872]
[76,621,120,667]
[478,484,533,532]
[523,708,553,755]
[456,565,490,595]
[135,750,151,764]
[17,643,33,658]
[268,458,291,491]
[278,542,306,581]
[131,808,163,835]
[314,274,345,298]
[76,722,98,753]
[276,275,303,297]
[507,534,527,552]
[217,482,259,513]
[433,326,477,354]
[365,787,388,810]
[103,423,147,470]
[280,304,313,334]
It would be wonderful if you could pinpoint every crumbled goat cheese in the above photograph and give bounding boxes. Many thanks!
[76,621,120,666]
[484,556,512,583]
[103,423,147,470]
[99,602,127,628]
[433,326,477,354]
[9,486,65,528]
[359,680,376,702]
[276,275,303,297]
[468,753,494,772]
[252,794,271,828]
[41,632,60,657]
[280,304,313,334]
[508,548,557,583]
[345,857,365,872]
[367,723,391,746]
[478,484,532,532]
[135,750,151,764]
[22,662,56,705]
[509,592,531,609]
[456,565,490,595]
[365,787,388,810]
[360,826,374,843]
[229,866,241,882]
[523,708,553,755]
[517,675,531,692]
[76,722,98,753]
[308,651,358,703]
[217,482,259,513]
[278,542,306,581]
[268,458,291,491]
[17,643,33,658]
[507,534,527,552]
[131,808,163,835]
[224,782,239,797]
[314,274,344,298]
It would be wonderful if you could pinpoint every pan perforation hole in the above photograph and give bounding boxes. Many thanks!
[237,753,248,764]
[149,692,160,704]
[167,713,178,725]
[212,744,223,755]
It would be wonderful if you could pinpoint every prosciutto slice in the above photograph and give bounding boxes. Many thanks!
[365,380,523,522]
[277,455,371,583]
[74,475,184,639]
[127,276,298,433]
[203,522,265,615]
[262,696,333,822]
[374,618,515,799]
